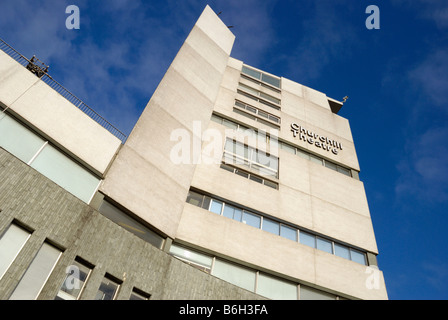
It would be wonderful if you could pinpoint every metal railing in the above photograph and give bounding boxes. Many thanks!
[0,38,127,143]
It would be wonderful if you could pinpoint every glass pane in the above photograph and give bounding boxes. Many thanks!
[56,260,91,300]
[257,273,297,300]
[337,166,352,177]
[258,110,269,119]
[310,154,323,165]
[249,174,263,184]
[242,66,261,80]
[280,143,296,155]
[262,218,280,235]
[202,196,211,210]
[235,169,249,178]
[261,73,281,88]
[210,114,222,124]
[263,180,278,189]
[300,232,316,248]
[209,200,223,215]
[350,249,367,265]
[130,290,149,300]
[233,108,256,120]
[246,106,257,114]
[0,114,46,163]
[0,224,31,280]
[317,237,333,254]
[260,92,280,105]
[10,242,62,300]
[222,119,238,130]
[30,145,100,203]
[233,208,242,222]
[95,277,119,300]
[334,243,350,260]
[242,212,261,228]
[253,150,278,171]
[212,259,256,292]
[234,100,246,109]
[169,244,213,269]
[222,204,235,219]
[300,286,336,300]
[99,200,164,248]
[186,191,204,207]
[324,161,337,171]
[280,225,297,242]
[268,114,280,123]
[238,83,260,97]
[296,148,310,160]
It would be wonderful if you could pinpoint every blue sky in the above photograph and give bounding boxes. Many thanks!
[1,0,447,300]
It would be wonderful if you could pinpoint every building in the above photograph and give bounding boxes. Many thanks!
[0,6,387,300]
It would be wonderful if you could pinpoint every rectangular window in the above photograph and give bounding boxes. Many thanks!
[242,66,281,89]
[257,273,297,300]
[98,200,164,249]
[0,223,31,280]
[334,243,351,260]
[300,231,316,248]
[262,218,280,236]
[300,286,336,300]
[9,241,62,300]
[0,114,46,164]
[210,199,223,215]
[222,204,242,222]
[317,237,333,254]
[224,139,278,179]
[94,274,121,300]
[130,288,151,300]
[280,225,297,242]
[169,244,213,272]
[350,249,367,265]
[55,258,93,300]
[212,259,256,292]
[242,211,261,229]
[30,144,100,203]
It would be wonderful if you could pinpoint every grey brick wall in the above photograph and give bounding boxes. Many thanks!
[0,148,264,300]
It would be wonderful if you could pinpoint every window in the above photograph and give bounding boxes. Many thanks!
[30,144,100,203]
[0,114,102,203]
[55,258,93,300]
[262,218,280,236]
[186,190,211,210]
[98,200,164,249]
[300,231,316,248]
[222,204,243,222]
[300,286,336,300]
[130,288,151,300]
[169,244,213,273]
[278,140,356,179]
[170,243,349,300]
[94,274,121,300]
[9,241,62,300]
[241,66,281,89]
[256,273,298,300]
[350,249,367,265]
[280,225,297,242]
[0,114,46,163]
[0,223,31,280]
[317,237,333,254]
[238,83,281,107]
[212,259,256,292]
[234,100,281,128]
[334,243,351,260]
[186,190,369,266]
[242,211,261,229]
[210,199,223,215]
[223,139,278,179]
